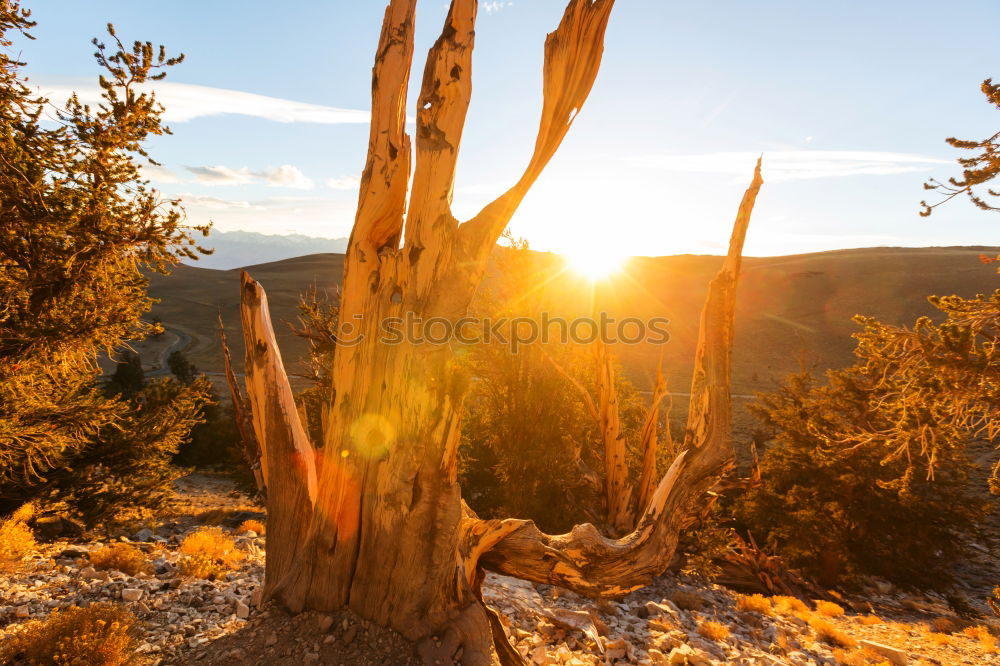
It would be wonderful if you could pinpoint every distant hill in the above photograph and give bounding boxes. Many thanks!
[147,245,1000,438]
[187,230,348,270]
[149,246,1000,405]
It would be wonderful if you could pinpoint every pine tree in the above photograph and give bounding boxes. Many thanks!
[736,366,987,589]
[0,2,209,518]
[921,78,1000,215]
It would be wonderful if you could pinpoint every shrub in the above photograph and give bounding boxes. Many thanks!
[696,621,730,642]
[809,617,857,648]
[0,603,141,665]
[772,595,809,615]
[54,377,210,529]
[856,614,882,626]
[177,527,243,579]
[89,543,150,576]
[736,593,773,615]
[236,519,265,536]
[815,600,846,617]
[0,504,36,569]
[736,368,987,589]
[177,553,224,580]
[831,649,867,666]
[963,625,997,652]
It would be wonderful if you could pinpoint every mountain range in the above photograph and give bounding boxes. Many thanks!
[187,230,348,270]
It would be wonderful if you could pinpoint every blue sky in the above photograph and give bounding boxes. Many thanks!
[14,0,1000,257]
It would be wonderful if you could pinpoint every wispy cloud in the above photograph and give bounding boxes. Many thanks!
[482,1,514,13]
[326,176,361,190]
[629,150,950,181]
[186,165,254,185]
[139,164,182,184]
[177,194,262,211]
[179,194,358,238]
[185,164,314,189]
[262,165,314,190]
[34,77,370,125]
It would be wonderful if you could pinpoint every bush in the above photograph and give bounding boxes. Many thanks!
[815,600,846,618]
[735,368,988,589]
[736,594,773,615]
[0,603,141,665]
[963,625,997,652]
[49,376,210,528]
[772,595,809,615]
[89,543,150,576]
[236,519,265,536]
[0,504,35,569]
[809,617,856,648]
[696,621,730,642]
[177,527,243,579]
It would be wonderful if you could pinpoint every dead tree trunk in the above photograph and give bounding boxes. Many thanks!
[237,1,764,662]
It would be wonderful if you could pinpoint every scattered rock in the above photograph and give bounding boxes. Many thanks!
[859,639,908,665]
[121,588,143,602]
[317,614,334,632]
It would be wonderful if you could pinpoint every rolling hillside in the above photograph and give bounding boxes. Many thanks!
[146,246,998,396]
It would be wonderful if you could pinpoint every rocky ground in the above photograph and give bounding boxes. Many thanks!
[1,473,998,665]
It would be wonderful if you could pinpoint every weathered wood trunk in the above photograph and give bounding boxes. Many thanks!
[236,0,764,663]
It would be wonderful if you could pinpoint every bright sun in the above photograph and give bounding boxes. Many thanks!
[564,247,627,280]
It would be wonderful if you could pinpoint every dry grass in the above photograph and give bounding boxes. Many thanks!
[670,589,705,612]
[177,527,244,580]
[772,595,809,615]
[809,616,857,648]
[736,593,773,615]
[0,504,36,569]
[0,603,141,665]
[89,543,150,576]
[236,519,265,536]
[177,553,225,580]
[815,600,846,617]
[856,614,883,626]
[929,632,952,646]
[962,625,997,652]
[696,621,730,642]
[831,648,869,666]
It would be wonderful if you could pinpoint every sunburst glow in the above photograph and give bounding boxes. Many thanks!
[564,246,627,280]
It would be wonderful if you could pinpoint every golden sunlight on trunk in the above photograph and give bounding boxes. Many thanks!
[235,0,763,662]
